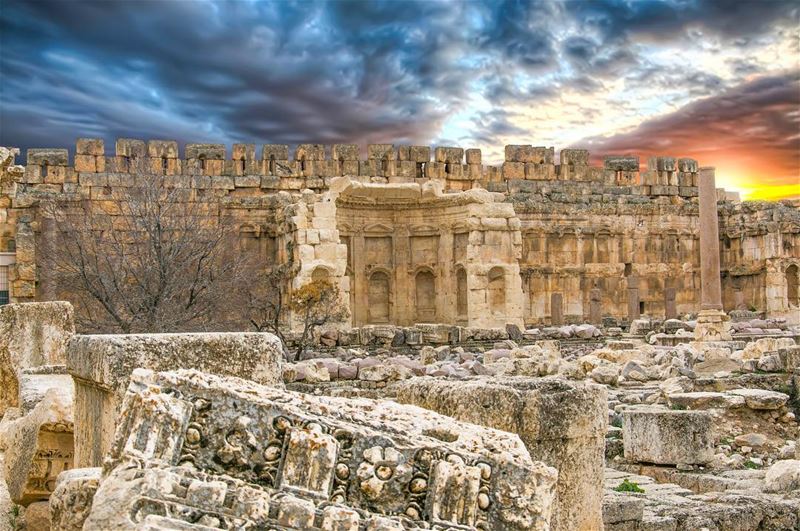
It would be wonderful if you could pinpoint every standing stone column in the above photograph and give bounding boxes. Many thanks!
[695,167,731,341]
[698,167,722,311]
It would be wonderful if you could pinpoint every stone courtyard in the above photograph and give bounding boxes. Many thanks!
[0,140,798,530]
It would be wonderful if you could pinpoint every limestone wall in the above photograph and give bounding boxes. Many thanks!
[1,138,797,328]
[718,201,800,322]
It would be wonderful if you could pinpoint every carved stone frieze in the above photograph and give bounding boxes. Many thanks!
[93,368,557,530]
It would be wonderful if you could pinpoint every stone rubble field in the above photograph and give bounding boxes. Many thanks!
[1,301,799,530]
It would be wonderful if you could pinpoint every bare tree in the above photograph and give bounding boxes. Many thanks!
[289,278,348,360]
[41,175,251,333]
[244,262,294,348]
[244,266,347,360]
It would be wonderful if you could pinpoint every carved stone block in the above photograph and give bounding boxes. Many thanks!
[0,301,74,416]
[0,383,74,504]
[94,368,557,530]
[67,332,285,468]
[392,377,607,531]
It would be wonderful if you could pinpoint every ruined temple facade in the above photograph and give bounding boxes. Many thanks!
[1,138,798,329]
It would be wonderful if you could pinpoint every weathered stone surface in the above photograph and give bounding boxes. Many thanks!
[667,392,745,410]
[622,408,714,465]
[0,301,74,415]
[734,433,768,448]
[603,492,643,524]
[23,501,50,530]
[67,332,284,468]
[727,388,788,410]
[49,467,101,531]
[0,385,73,504]
[603,156,639,172]
[393,377,607,531]
[0,467,13,531]
[764,460,800,492]
[88,368,557,530]
[85,464,420,530]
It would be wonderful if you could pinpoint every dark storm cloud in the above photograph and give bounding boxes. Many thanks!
[0,0,470,157]
[566,0,799,44]
[0,0,797,164]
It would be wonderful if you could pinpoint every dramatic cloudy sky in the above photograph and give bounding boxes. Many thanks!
[1,0,798,199]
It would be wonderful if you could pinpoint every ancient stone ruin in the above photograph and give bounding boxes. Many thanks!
[1,140,798,329]
[0,138,798,530]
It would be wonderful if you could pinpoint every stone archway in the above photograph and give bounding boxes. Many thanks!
[415,270,436,322]
[488,267,505,314]
[368,271,390,323]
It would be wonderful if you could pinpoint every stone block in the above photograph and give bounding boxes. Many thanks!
[26,148,68,166]
[262,144,290,161]
[234,175,260,187]
[332,143,359,161]
[666,392,745,410]
[115,138,146,158]
[604,156,639,172]
[504,145,552,164]
[622,408,714,465]
[393,377,606,531]
[73,154,97,173]
[651,185,679,196]
[147,139,178,159]
[465,148,481,165]
[76,138,104,156]
[678,158,698,172]
[409,145,431,162]
[209,175,235,189]
[602,493,644,525]
[435,147,464,164]
[341,159,360,176]
[232,143,255,161]
[184,143,225,160]
[367,144,396,161]
[66,332,285,468]
[85,368,557,530]
[295,144,326,161]
[560,149,589,166]
[647,156,676,172]
[525,162,555,180]
[49,468,101,531]
[727,388,788,410]
[502,161,525,179]
[0,382,74,504]
[505,145,534,162]
[396,160,416,179]
[0,302,74,415]
[18,365,74,414]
